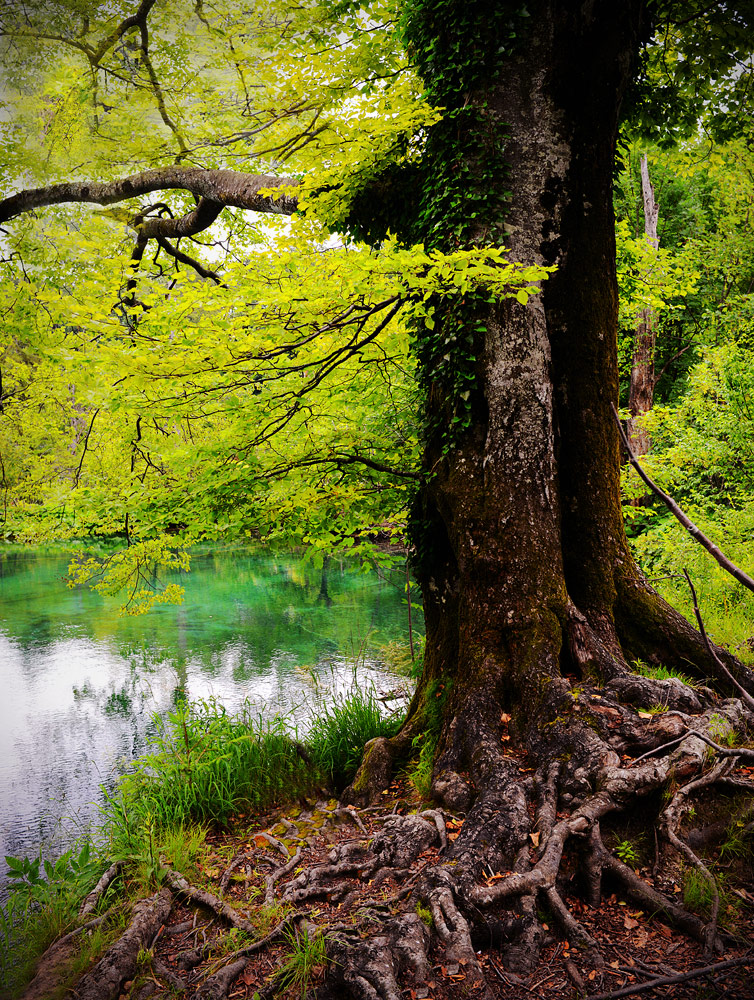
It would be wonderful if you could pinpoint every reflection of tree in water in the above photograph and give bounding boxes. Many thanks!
[72,663,152,720]
[0,549,420,671]
[0,550,28,578]
[317,555,333,607]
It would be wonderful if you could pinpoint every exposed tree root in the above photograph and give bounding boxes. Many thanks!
[79,860,123,917]
[57,665,754,1000]
[161,866,257,934]
[73,888,172,999]
[323,684,754,998]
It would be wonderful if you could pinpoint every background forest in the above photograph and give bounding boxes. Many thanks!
[615,138,754,660]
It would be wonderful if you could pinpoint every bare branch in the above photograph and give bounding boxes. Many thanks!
[683,570,754,711]
[585,954,754,1000]
[155,236,222,283]
[138,197,224,239]
[0,169,298,225]
[612,402,754,594]
[73,409,100,488]
[262,451,420,482]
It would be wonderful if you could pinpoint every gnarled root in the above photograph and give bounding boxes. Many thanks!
[62,668,754,1000]
[327,691,754,998]
[73,888,172,1000]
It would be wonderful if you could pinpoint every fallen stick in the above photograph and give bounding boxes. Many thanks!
[586,953,754,1000]
[683,569,754,712]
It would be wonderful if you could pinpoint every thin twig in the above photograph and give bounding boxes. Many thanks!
[683,570,754,711]
[73,408,100,489]
[586,953,754,1000]
[611,403,754,593]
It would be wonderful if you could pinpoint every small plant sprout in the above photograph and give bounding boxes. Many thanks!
[615,840,640,866]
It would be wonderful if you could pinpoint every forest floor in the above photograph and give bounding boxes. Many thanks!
[30,765,753,1000]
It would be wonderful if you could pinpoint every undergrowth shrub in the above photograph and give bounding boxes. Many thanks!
[0,842,108,997]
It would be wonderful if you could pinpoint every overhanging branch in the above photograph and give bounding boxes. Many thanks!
[263,452,420,481]
[0,168,298,225]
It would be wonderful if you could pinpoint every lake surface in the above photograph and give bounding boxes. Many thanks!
[0,546,419,895]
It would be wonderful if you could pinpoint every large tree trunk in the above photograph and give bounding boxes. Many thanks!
[363,0,753,798]
[339,3,754,985]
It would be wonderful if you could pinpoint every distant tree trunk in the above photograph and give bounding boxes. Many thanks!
[627,154,660,457]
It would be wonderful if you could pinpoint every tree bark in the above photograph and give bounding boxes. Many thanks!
[347,0,754,814]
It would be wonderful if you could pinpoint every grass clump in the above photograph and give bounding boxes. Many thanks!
[273,926,329,999]
[307,688,402,790]
[633,660,696,687]
[407,734,437,800]
[682,866,742,928]
[379,637,424,679]
[102,693,403,870]
[107,698,316,836]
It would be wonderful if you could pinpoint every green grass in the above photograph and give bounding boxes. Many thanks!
[99,692,404,867]
[379,637,424,679]
[306,688,402,790]
[0,842,116,998]
[682,867,741,928]
[719,818,754,862]
[1,690,403,997]
[105,699,317,838]
[273,926,329,999]
[407,734,437,800]
[633,660,696,687]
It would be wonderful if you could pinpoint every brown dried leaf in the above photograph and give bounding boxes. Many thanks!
[529,831,541,848]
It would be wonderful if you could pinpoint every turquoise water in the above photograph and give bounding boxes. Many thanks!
[0,546,419,891]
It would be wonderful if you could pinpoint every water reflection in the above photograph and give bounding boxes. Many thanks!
[0,546,420,896]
